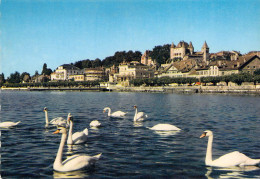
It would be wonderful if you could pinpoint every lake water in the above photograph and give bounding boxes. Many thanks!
[0,90,260,178]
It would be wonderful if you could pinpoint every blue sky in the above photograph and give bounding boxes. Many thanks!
[1,0,259,77]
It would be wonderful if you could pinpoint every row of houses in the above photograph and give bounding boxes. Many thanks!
[48,41,260,86]
[50,64,106,82]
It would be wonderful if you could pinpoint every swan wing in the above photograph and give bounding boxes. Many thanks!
[60,153,102,172]
[90,120,101,127]
[150,124,181,131]
[111,111,127,117]
[50,117,66,125]
[136,112,146,119]
[72,129,88,144]
[212,151,255,167]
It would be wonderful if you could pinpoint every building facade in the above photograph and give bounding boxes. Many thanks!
[110,61,155,86]
[51,64,83,81]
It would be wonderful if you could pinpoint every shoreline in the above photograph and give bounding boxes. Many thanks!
[0,86,108,92]
[1,85,260,94]
[109,85,260,94]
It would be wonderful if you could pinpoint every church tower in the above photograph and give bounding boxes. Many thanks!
[201,41,209,62]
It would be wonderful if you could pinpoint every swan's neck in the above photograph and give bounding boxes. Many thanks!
[45,111,49,125]
[54,132,67,168]
[206,135,213,165]
[107,108,111,116]
[134,108,138,121]
[67,120,73,144]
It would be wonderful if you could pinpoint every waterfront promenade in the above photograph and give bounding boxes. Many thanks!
[2,84,260,94]
[108,85,260,94]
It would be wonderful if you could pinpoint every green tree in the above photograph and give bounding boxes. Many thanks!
[254,69,260,75]
[222,75,232,86]
[20,72,31,82]
[7,71,21,83]
[92,58,102,68]
[0,73,5,84]
[42,63,53,75]
[150,44,170,65]
[34,70,39,76]
[102,51,142,67]
[82,59,92,68]
[74,60,83,69]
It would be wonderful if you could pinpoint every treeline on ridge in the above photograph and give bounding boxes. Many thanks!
[72,44,171,69]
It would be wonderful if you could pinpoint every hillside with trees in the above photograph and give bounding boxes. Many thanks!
[73,50,142,69]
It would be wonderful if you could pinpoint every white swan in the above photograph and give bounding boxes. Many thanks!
[200,130,260,167]
[103,107,127,118]
[149,124,181,131]
[133,105,148,122]
[44,107,68,127]
[0,121,21,128]
[53,126,102,172]
[67,114,88,145]
[90,120,101,128]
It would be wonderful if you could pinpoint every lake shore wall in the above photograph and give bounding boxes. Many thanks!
[109,85,260,94]
[1,85,260,94]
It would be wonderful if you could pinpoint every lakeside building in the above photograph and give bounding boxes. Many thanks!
[109,61,155,86]
[51,64,107,82]
[141,50,157,67]
[158,53,260,78]
[84,67,106,81]
[31,74,50,83]
[48,41,259,85]
[154,40,260,79]
[51,64,83,81]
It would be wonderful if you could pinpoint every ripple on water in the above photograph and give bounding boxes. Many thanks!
[1,91,259,178]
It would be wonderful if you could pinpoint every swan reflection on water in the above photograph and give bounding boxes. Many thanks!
[53,170,90,178]
[66,144,88,154]
[153,130,180,137]
[205,166,260,179]
[133,121,143,127]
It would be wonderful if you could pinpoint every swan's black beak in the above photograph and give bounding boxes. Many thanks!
[200,132,206,138]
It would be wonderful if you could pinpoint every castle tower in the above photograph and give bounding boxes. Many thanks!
[201,41,209,62]
[170,42,175,59]
[179,41,187,59]
[188,42,194,55]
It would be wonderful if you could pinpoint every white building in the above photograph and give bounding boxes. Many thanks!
[110,61,154,86]
[51,64,83,81]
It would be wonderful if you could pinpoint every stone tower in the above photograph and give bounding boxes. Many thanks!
[188,42,194,55]
[201,41,209,62]
[170,42,175,59]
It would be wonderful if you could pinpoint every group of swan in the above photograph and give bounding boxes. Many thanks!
[43,107,101,172]
[133,105,181,131]
[104,106,181,132]
[200,130,260,167]
[4,106,259,172]
[103,107,260,168]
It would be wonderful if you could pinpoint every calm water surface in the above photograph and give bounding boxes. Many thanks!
[0,91,260,178]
